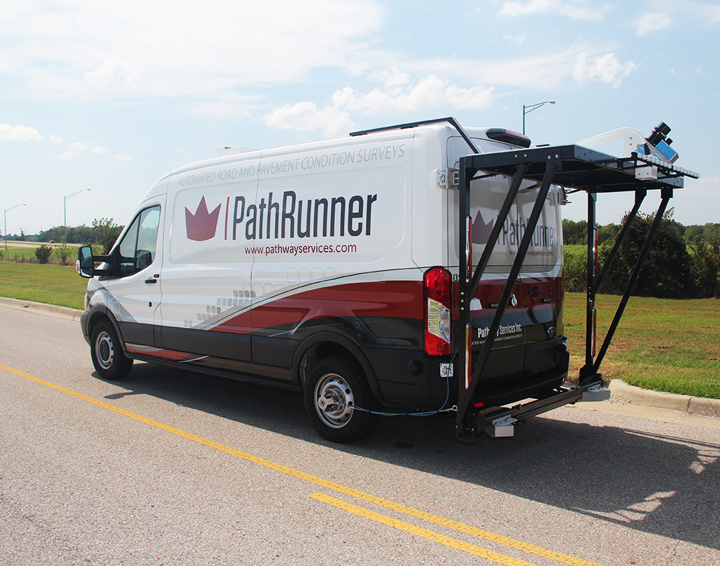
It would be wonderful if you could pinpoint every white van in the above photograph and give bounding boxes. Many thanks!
[78,119,568,442]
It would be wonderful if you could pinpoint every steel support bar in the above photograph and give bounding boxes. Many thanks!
[583,188,672,379]
[583,189,644,374]
[584,191,597,370]
[456,160,475,441]
[456,161,559,439]
[455,162,528,442]
[476,378,604,429]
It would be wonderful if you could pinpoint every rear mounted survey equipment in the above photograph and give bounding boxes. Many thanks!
[454,124,699,443]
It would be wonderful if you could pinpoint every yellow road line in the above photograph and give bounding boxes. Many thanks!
[310,492,540,566]
[1,363,603,566]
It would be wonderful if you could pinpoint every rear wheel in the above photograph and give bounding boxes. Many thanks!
[303,356,380,443]
[90,320,133,381]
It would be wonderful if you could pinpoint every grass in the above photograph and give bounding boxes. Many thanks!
[0,244,76,265]
[0,261,87,309]
[564,293,720,399]
[0,259,718,398]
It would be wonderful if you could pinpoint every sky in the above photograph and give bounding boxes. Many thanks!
[1,0,718,236]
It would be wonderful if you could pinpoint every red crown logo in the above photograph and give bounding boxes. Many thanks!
[472,210,495,245]
[185,197,221,241]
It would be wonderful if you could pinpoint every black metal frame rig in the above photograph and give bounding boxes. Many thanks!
[455,144,699,442]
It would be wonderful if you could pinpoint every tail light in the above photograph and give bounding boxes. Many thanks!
[424,267,452,356]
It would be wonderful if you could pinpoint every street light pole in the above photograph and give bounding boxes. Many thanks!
[4,204,26,251]
[64,189,91,245]
[522,100,556,135]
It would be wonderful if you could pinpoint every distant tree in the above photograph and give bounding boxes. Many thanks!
[684,225,704,242]
[685,222,720,243]
[690,238,720,298]
[40,224,95,244]
[597,223,619,246]
[562,219,587,245]
[92,218,124,254]
[597,209,694,298]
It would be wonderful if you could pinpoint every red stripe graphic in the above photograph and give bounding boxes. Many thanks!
[209,276,561,335]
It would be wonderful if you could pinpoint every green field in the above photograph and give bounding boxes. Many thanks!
[0,260,718,398]
[0,261,87,309]
[0,244,75,265]
[564,293,720,398]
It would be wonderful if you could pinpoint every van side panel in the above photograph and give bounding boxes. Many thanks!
[159,158,260,362]
[249,153,412,370]
[155,135,430,396]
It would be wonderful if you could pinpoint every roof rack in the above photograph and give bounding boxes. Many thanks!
[350,117,481,155]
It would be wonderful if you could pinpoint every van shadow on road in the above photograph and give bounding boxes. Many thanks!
[103,361,720,553]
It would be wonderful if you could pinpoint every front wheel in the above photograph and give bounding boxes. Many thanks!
[303,356,380,443]
[90,320,133,381]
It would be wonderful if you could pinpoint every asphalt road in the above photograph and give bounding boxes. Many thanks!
[1,305,719,566]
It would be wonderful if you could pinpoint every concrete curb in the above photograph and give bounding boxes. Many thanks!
[0,297,83,321]
[610,379,720,419]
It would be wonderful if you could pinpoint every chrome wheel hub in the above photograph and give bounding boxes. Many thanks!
[95,331,115,370]
[314,373,355,429]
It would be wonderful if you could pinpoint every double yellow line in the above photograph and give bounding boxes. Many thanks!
[1,363,603,566]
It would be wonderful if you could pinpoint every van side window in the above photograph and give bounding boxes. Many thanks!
[118,206,161,276]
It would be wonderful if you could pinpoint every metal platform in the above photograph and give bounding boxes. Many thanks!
[453,132,698,442]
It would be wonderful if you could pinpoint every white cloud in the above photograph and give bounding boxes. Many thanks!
[0,0,384,103]
[264,74,494,136]
[499,0,606,21]
[573,53,638,87]
[0,124,43,141]
[368,69,411,87]
[83,58,140,87]
[333,75,494,114]
[57,142,110,159]
[112,153,133,161]
[635,12,672,36]
[503,34,527,43]
[263,102,355,138]
[402,42,636,92]
[651,0,720,23]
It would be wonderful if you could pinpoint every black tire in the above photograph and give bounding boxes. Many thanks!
[303,356,380,443]
[90,320,133,381]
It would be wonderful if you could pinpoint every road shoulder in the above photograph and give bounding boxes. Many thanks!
[0,296,83,321]
[574,379,720,429]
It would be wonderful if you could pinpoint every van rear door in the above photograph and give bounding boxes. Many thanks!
[447,135,565,397]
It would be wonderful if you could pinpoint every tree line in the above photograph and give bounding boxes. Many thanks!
[564,213,720,299]
[38,219,124,254]
[563,218,720,246]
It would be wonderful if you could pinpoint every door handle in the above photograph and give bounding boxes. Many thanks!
[145,278,157,284]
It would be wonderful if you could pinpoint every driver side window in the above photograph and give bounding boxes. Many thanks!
[118,206,161,276]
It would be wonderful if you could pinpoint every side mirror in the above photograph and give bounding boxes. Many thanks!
[77,246,115,278]
[78,246,95,278]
